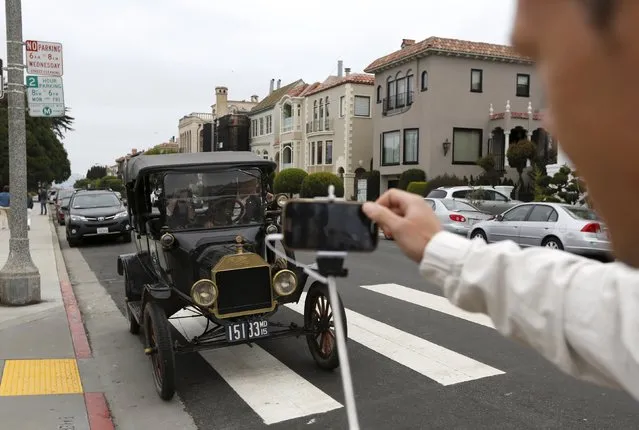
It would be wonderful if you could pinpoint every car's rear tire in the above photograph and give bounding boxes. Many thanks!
[304,282,347,371]
[471,229,487,241]
[143,300,175,401]
[542,236,563,250]
[122,231,132,243]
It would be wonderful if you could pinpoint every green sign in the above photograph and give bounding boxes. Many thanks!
[42,106,52,116]
[26,75,38,88]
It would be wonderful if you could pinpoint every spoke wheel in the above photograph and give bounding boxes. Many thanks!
[143,301,176,401]
[304,282,347,371]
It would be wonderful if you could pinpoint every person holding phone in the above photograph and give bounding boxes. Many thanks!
[363,0,639,402]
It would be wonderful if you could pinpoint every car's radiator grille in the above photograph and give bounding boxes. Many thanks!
[214,266,272,316]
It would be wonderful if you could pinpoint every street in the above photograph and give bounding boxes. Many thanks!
[57,225,639,430]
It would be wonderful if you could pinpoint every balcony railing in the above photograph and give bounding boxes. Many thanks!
[306,118,334,133]
[281,117,294,133]
[382,91,414,116]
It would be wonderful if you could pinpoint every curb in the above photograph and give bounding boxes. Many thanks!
[49,213,116,430]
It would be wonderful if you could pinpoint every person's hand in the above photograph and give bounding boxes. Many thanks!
[362,189,443,263]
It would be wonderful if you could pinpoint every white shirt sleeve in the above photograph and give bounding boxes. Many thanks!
[419,230,639,401]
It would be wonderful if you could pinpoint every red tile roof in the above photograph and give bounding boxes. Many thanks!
[364,37,532,73]
[304,73,374,96]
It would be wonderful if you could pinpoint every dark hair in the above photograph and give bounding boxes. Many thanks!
[584,0,617,30]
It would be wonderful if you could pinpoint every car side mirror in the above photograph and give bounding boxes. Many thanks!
[495,214,504,221]
[61,206,68,211]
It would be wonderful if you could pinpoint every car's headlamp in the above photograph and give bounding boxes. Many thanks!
[70,215,87,222]
[115,211,128,219]
[191,279,218,307]
[273,269,297,296]
[276,194,288,208]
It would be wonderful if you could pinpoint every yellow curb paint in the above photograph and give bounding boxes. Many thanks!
[0,359,83,396]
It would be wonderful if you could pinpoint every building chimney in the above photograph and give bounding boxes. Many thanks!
[269,79,275,94]
[251,94,259,103]
[215,86,228,117]
[337,60,343,77]
[401,39,416,49]
[345,67,351,76]
[277,79,281,89]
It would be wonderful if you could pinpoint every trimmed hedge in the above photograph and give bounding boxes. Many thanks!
[273,168,307,195]
[398,168,426,190]
[406,181,428,196]
[300,172,344,198]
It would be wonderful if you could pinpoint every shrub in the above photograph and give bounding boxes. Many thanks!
[398,168,426,190]
[273,168,307,195]
[423,174,467,196]
[300,172,344,198]
[406,181,428,196]
[365,170,380,201]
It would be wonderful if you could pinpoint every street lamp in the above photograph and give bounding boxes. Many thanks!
[442,139,451,156]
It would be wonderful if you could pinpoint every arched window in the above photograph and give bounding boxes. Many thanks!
[421,71,428,91]
[386,76,396,110]
[376,85,382,103]
[406,69,414,104]
[282,146,293,164]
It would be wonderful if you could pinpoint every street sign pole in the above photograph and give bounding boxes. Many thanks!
[0,0,41,305]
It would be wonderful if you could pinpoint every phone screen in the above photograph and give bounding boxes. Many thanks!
[282,200,378,252]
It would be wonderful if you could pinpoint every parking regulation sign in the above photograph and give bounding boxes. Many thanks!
[25,40,63,76]
[25,75,65,117]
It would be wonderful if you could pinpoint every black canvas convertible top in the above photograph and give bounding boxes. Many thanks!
[124,151,276,183]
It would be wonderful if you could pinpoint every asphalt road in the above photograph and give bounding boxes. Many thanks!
[58,226,639,430]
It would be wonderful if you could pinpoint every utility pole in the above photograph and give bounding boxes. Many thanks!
[0,0,41,305]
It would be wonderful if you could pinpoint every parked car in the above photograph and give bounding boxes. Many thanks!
[54,188,77,225]
[468,202,612,259]
[65,189,131,246]
[425,198,494,237]
[427,186,521,215]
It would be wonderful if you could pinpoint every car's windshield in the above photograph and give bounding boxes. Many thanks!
[60,197,71,207]
[441,199,480,212]
[163,168,264,230]
[72,193,120,209]
[427,190,447,198]
[58,189,75,199]
[563,206,599,221]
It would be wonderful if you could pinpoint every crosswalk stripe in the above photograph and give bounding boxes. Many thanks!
[285,293,504,386]
[360,283,495,329]
[169,309,342,425]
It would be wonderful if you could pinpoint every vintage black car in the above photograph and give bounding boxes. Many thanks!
[117,151,347,400]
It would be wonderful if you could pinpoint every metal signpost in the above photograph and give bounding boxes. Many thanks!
[0,0,65,305]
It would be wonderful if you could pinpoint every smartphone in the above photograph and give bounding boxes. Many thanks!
[281,199,378,252]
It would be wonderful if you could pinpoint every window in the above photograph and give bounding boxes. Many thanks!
[502,205,532,222]
[403,129,419,164]
[266,115,272,134]
[396,77,406,107]
[319,98,324,120]
[470,69,483,92]
[386,76,396,110]
[516,73,530,97]
[316,141,323,164]
[325,140,333,164]
[282,146,292,164]
[251,119,258,137]
[441,199,480,212]
[313,100,318,120]
[310,142,316,165]
[354,96,370,117]
[339,96,345,117]
[406,72,414,104]
[427,189,447,198]
[452,128,482,164]
[528,205,557,222]
[489,190,508,201]
[381,131,400,165]
[376,85,382,103]
[421,71,428,91]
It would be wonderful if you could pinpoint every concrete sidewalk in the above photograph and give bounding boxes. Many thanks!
[0,210,114,429]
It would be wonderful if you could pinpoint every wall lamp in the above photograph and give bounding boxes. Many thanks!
[442,138,451,156]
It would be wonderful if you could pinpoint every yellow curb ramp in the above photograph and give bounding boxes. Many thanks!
[0,359,83,396]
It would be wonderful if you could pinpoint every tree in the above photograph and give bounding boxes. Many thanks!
[0,96,72,190]
[86,165,107,180]
[398,168,426,190]
[534,165,586,205]
[300,172,344,198]
[144,145,178,155]
[273,168,307,196]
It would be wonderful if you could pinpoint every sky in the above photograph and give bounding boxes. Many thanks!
[0,0,516,178]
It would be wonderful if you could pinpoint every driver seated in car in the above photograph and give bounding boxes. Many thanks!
[166,188,195,229]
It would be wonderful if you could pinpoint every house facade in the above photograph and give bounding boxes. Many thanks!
[248,79,308,163]
[301,63,375,199]
[364,37,551,192]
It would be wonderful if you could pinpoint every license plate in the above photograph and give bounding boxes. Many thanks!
[96,227,109,234]
[226,320,268,343]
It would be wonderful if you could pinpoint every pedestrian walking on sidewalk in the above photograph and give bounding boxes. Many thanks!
[362,0,639,404]
[38,188,47,215]
[27,193,33,230]
[0,185,9,230]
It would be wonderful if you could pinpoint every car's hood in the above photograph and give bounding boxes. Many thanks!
[71,205,125,217]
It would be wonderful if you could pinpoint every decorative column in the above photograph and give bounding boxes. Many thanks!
[526,102,533,140]
[504,100,512,167]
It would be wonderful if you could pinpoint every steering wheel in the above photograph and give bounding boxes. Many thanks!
[208,197,246,224]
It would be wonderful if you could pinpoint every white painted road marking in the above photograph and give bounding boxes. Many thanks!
[286,293,504,386]
[360,283,495,329]
[169,309,342,425]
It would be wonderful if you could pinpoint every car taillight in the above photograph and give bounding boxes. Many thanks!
[581,222,601,233]
[449,214,466,223]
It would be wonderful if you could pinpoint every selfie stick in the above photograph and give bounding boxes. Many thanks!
[264,185,360,430]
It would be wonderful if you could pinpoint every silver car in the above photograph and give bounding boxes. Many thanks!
[468,202,611,258]
[425,198,494,237]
